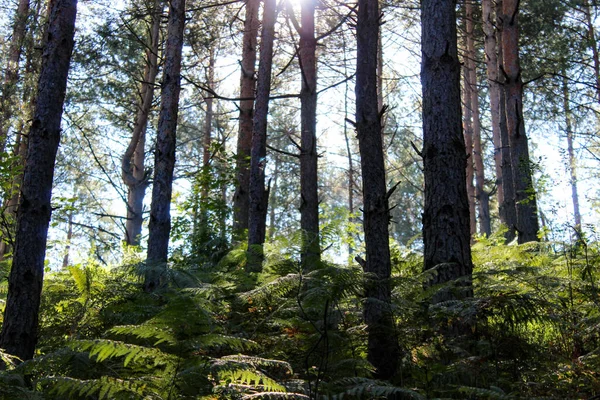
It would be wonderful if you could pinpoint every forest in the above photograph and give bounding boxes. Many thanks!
[0,0,598,398]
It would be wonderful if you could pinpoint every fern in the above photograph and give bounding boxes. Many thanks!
[40,375,148,400]
[330,377,425,399]
[72,339,175,367]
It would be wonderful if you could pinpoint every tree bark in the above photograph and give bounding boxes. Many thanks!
[562,76,582,230]
[122,0,161,247]
[202,45,215,200]
[466,0,491,237]
[62,206,74,269]
[145,0,186,291]
[496,2,518,241]
[355,0,399,380]
[0,0,31,157]
[247,0,277,273]
[462,60,477,238]
[501,0,540,243]
[299,0,320,271]
[421,0,473,303]
[232,0,260,242]
[0,0,77,362]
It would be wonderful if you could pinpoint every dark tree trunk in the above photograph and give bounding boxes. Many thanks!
[496,0,517,241]
[0,0,77,362]
[122,0,160,247]
[562,76,582,230]
[421,0,473,303]
[247,0,277,273]
[466,0,491,237]
[145,0,186,291]
[232,0,260,242]
[355,0,399,380]
[299,0,320,271]
[0,0,30,156]
[501,0,540,243]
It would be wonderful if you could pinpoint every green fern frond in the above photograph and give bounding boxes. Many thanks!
[108,324,177,346]
[194,334,259,352]
[241,392,310,399]
[330,377,425,399]
[241,274,301,305]
[40,375,148,400]
[72,339,174,367]
[458,385,514,399]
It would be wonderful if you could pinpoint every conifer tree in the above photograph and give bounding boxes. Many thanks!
[0,0,78,361]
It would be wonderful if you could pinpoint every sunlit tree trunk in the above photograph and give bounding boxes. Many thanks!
[0,0,78,362]
[202,45,215,201]
[122,0,161,247]
[299,0,320,271]
[421,0,473,303]
[501,0,540,243]
[145,0,186,291]
[462,61,477,238]
[355,0,399,379]
[466,0,491,236]
[247,0,277,273]
[62,207,74,269]
[0,0,30,157]
[562,76,582,230]
[232,0,260,242]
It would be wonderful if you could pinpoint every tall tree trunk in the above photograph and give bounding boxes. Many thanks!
[232,0,260,242]
[202,45,215,200]
[496,1,518,241]
[299,0,320,271]
[462,60,477,238]
[466,0,491,236]
[501,0,540,243]
[562,76,582,230]
[145,0,186,291]
[482,0,504,224]
[421,0,473,303]
[247,0,277,273]
[0,0,31,157]
[0,0,77,362]
[355,0,399,380]
[122,0,161,247]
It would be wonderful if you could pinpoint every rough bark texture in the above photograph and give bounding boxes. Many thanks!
[122,1,160,246]
[421,0,473,303]
[0,0,77,361]
[562,76,582,229]
[0,0,30,156]
[483,0,505,227]
[299,0,320,271]
[501,0,540,243]
[466,0,491,237]
[232,0,260,242]
[462,63,476,238]
[355,0,399,380]
[247,0,276,273]
[145,0,185,291]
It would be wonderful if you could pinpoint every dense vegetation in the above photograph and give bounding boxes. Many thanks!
[0,0,599,398]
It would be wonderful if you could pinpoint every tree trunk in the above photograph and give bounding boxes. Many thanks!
[247,0,277,273]
[62,206,74,269]
[501,0,540,243]
[462,60,477,238]
[0,0,77,362]
[421,0,473,303]
[583,0,600,104]
[355,0,399,380]
[299,0,320,271]
[0,0,31,157]
[232,0,260,242]
[122,0,160,247]
[145,0,186,291]
[202,45,215,200]
[466,0,491,236]
[562,76,582,230]
[482,0,505,229]
[495,2,518,241]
